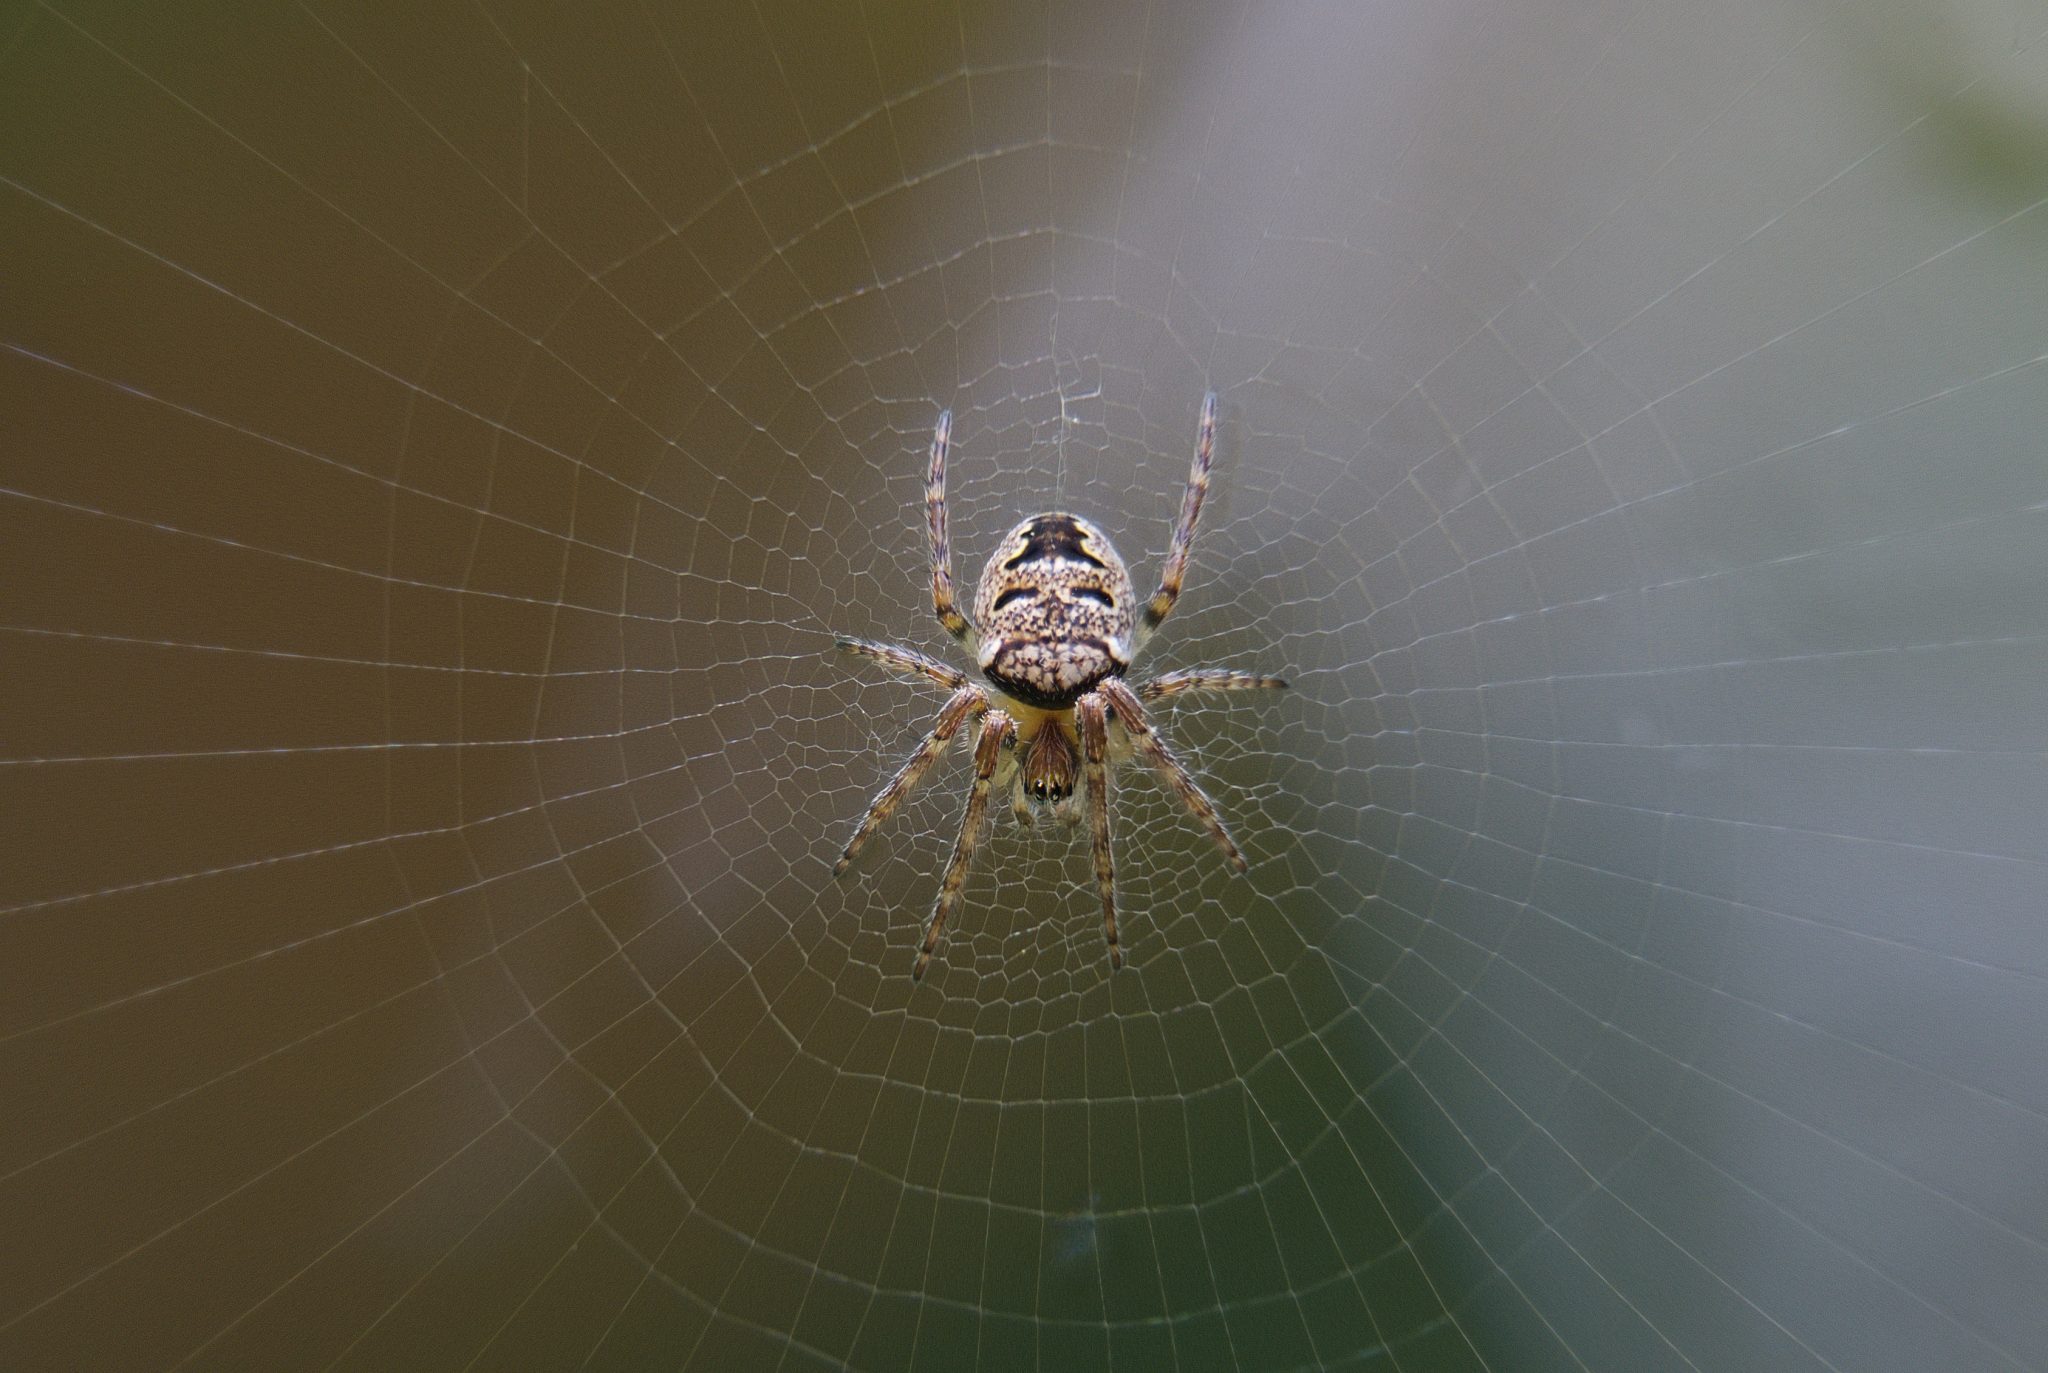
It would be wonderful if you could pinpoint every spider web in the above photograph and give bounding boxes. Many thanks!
[4,0,2047,1368]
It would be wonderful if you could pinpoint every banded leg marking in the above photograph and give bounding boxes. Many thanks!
[1100,677,1246,873]
[925,409,973,643]
[1142,390,1217,636]
[835,684,986,875]
[1140,668,1288,701]
[914,709,1015,979]
[1077,692,1121,969]
[835,637,967,690]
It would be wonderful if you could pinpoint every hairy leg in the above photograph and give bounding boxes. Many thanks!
[915,709,1016,979]
[835,684,987,875]
[1099,677,1247,873]
[1077,691,1122,969]
[924,409,974,645]
[835,636,968,690]
[1140,667,1287,701]
[1141,390,1218,639]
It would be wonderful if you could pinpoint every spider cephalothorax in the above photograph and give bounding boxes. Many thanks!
[1016,715,1079,809]
[833,394,1288,979]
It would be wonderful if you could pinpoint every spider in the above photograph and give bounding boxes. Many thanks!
[833,392,1287,979]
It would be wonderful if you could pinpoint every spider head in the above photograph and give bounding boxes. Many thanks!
[1018,719,1079,808]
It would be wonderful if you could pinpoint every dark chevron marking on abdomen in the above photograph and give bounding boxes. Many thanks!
[1003,513,1106,569]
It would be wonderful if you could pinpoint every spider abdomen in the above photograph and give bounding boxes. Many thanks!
[974,512,1135,709]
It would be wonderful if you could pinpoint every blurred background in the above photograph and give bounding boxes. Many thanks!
[4,0,2046,1369]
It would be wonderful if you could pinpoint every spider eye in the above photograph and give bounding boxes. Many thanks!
[1073,587,1115,607]
[991,587,1035,612]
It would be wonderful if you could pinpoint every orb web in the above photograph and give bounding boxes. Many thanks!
[3,1,2046,1370]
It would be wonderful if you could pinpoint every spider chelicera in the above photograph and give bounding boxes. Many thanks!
[834,393,1287,979]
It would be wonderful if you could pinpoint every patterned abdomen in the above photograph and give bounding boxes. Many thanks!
[974,513,1135,708]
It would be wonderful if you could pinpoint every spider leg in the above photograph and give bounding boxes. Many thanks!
[915,709,1015,979]
[1140,390,1217,641]
[1140,668,1288,701]
[835,637,967,690]
[925,408,976,647]
[835,683,987,875]
[1099,677,1247,873]
[1076,692,1121,969]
